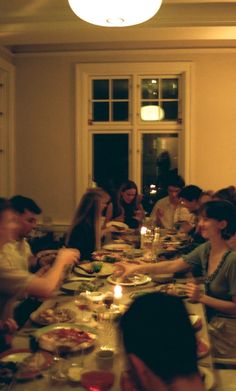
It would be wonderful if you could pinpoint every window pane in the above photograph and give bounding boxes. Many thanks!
[93,134,129,190]
[141,79,159,100]
[162,102,178,120]
[93,102,109,121]
[112,102,129,121]
[93,80,109,99]
[142,133,178,189]
[112,79,129,99]
[162,79,178,99]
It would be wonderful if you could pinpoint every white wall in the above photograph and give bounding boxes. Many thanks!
[14,49,236,224]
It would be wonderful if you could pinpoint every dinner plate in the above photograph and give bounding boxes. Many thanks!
[199,366,215,390]
[74,263,115,277]
[102,243,132,252]
[61,279,104,294]
[30,307,76,325]
[107,274,152,286]
[0,349,53,380]
[106,221,129,232]
[34,323,97,353]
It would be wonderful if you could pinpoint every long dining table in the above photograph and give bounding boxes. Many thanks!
[5,232,222,391]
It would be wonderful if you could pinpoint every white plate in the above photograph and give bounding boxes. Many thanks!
[102,243,132,252]
[106,221,129,231]
[107,274,152,286]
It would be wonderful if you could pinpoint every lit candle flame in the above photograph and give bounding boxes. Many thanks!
[114,284,123,299]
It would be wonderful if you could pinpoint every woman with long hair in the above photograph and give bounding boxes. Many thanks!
[105,180,144,229]
[66,188,110,260]
[118,200,236,358]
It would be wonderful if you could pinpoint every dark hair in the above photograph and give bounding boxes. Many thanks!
[166,174,185,189]
[213,186,236,207]
[120,292,198,383]
[9,195,42,215]
[199,200,236,239]
[0,198,13,218]
[179,185,203,201]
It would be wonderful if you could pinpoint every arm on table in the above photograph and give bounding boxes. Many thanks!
[117,257,191,279]
[26,248,79,297]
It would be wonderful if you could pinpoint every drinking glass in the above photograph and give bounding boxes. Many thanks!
[74,291,92,323]
[81,370,115,391]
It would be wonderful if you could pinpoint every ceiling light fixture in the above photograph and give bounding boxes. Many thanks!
[68,0,162,27]
[141,105,165,121]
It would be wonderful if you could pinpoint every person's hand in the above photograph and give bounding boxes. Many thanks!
[56,248,80,266]
[185,282,204,302]
[36,250,58,267]
[3,318,18,333]
[115,261,143,280]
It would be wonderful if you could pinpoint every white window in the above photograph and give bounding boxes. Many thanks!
[75,62,192,202]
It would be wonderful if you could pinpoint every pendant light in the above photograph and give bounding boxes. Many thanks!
[68,0,162,27]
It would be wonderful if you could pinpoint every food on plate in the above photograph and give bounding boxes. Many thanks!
[61,279,104,294]
[107,273,151,286]
[196,337,210,359]
[75,262,114,277]
[33,308,76,325]
[189,315,203,331]
[92,251,122,263]
[0,350,53,381]
[38,327,96,352]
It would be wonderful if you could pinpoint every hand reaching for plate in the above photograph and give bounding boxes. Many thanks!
[115,261,144,281]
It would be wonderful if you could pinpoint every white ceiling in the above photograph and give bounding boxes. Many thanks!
[0,0,236,53]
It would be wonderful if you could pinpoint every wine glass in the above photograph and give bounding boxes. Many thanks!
[74,288,92,323]
[81,370,115,391]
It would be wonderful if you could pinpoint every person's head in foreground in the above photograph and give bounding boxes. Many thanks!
[120,292,205,391]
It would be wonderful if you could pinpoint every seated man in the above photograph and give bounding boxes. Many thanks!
[150,175,191,229]
[178,185,205,243]
[120,292,206,391]
[8,195,42,271]
[0,198,79,322]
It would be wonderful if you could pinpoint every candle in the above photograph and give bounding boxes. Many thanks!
[114,284,123,304]
[140,226,147,249]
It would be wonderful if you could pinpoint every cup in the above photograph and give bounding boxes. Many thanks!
[96,349,114,371]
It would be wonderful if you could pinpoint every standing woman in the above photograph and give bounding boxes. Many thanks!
[106,180,144,229]
[65,189,111,260]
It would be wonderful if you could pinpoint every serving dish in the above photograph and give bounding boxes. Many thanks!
[61,279,104,294]
[30,307,76,325]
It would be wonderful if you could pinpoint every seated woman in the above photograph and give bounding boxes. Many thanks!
[105,180,144,229]
[118,200,236,358]
[65,188,111,260]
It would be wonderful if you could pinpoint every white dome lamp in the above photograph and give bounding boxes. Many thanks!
[68,0,162,27]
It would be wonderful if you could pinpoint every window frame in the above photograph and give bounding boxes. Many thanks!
[75,62,193,203]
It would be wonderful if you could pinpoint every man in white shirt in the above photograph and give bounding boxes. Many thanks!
[150,175,192,229]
